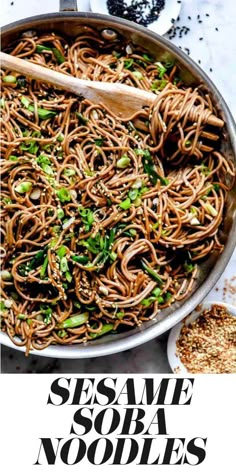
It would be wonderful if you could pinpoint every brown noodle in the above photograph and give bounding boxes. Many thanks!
[0,28,235,355]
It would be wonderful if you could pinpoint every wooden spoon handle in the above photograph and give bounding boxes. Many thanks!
[0,51,224,128]
[0,51,154,106]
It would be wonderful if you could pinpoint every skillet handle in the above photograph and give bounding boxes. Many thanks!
[60,0,78,11]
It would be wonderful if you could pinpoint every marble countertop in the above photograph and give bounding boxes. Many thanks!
[1,0,235,373]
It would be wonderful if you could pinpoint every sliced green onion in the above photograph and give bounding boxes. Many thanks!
[15,181,32,194]
[110,251,117,261]
[0,98,5,108]
[124,58,134,69]
[76,112,88,125]
[57,312,89,329]
[184,261,195,274]
[21,96,30,107]
[204,202,218,217]
[116,155,131,169]
[56,246,67,258]
[165,292,173,302]
[3,75,16,83]
[3,197,12,204]
[151,79,167,91]
[0,270,12,281]
[155,62,167,79]
[17,314,28,320]
[40,305,52,325]
[57,208,65,220]
[40,256,48,278]
[60,256,69,273]
[9,155,18,161]
[90,323,114,339]
[56,187,71,203]
[143,54,154,62]
[119,198,131,210]
[63,168,76,177]
[66,271,72,283]
[128,188,139,201]
[36,44,52,53]
[133,71,143,80]
[141,260,163,285]
[57,133,64,142]
[71,255,89,265]
[53,48,65,64]
[94,137,104,147]
[152,287,162,297]
[116,312,125,319]
[58,329,67,338]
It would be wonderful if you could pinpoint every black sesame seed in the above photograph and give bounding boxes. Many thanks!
[210,68,213,72]
[206,13,209,17]
[188,16,191,20]
[198,59,201,64]
[11,1,14,5]
[199,37,203,41]
[198,20,202,23]
[197,14,200,19]
[215,27,219,31]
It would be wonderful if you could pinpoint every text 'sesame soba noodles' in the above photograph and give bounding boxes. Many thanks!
[0,28,235,355]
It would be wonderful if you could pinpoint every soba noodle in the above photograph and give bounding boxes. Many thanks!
[0,28,235,354]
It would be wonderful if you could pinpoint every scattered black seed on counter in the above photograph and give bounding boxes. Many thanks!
[11,1,14,5]
[215,27,219,31]
[198,20,202,23]
[188,16,191,20]
[206,13,209,16]
[199,37,203,40]
[197,14,200,19]
[210,68,213,72]
[106,0,165,26]
[198,59,201,64]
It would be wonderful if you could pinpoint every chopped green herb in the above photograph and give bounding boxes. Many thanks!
[116,311,125,319]
[56,246,67,258]
[57,133,64,142]
[94,137,104,147]
[20,140,39,154]
[9,155,18,161]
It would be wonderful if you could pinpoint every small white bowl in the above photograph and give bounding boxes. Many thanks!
[90,0,181,36]
[167,301,236,374]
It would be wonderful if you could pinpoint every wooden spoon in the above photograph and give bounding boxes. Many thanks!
[0,51,224,127]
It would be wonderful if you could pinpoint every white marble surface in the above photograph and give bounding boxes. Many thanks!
[1,0,235,373]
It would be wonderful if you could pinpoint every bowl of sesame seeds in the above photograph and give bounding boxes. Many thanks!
[167,302,236,374]
[90,0,182,35]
